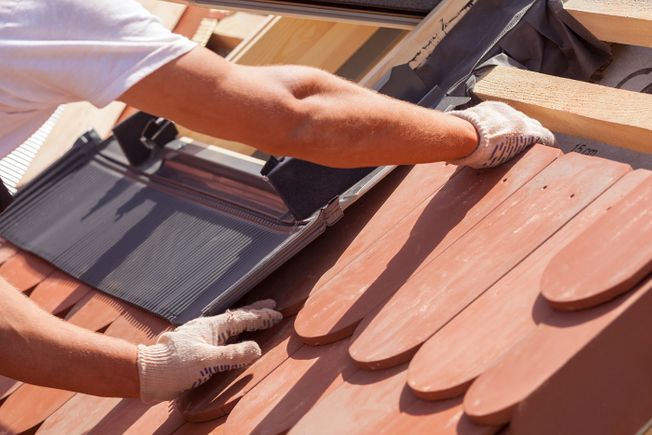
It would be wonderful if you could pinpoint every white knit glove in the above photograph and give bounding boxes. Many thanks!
[137,299,282,403]
[448,101,555,168]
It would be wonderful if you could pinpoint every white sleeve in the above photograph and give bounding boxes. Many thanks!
[4,0,197,108]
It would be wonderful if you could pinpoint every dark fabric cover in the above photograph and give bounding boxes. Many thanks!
[262,157,374,220]
[379,0,611,108]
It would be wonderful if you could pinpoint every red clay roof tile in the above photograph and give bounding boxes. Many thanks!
[0,241,17,265]
[464,278,652,426]
[37,394,122,434]
[510,281,652,435]
[541,174,652,310]
[70,398,185,434]
[242,162,458,315]
[295,145,559,346]
[119,400,186,434]
[0,376,20,402]
[174,416,226,435]
[0,251,53,292]
[406,169,652,400]
[0,384,74,433]
[1,141,649,434]
[348,153,631,370]
[64,291,127,331]
[104,306,171,344]
[223,338,357,434]
[29,271,91,316]
[178,316,302,421]
[290,364,494,435]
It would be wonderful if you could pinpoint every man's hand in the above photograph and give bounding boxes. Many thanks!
[137,299,282,403]
[448,101,555,169]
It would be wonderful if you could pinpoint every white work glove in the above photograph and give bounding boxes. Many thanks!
[137,299,282,403]
[448,101,555,169]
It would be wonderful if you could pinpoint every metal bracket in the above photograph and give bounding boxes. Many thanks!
[323,197,345,226]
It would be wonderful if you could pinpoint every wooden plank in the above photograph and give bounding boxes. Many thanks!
[565,0,652,48]
[289,21,378,73]
[334,28,407,82]
[214,12,268,40]
[208,11,268,56]
[359,0,478,87]
[224,15,277,61]
[228,16,377,69]
[191,17,219,46]
[474,66,652,154]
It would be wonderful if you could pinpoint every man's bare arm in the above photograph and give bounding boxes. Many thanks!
[120,46,478,168]
[0,280,280,401]
[0,279,140,397]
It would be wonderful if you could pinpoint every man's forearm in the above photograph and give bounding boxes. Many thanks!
[272,67,479,167]
[0,279,139,397]
[121,47,478,168]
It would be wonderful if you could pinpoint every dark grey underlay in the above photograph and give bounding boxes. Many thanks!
[0,136,325,324]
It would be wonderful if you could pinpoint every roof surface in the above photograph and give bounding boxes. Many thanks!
[1,2,652,432]
[0,143,650,434]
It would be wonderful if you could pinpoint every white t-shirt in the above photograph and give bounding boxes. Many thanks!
[0,0,197,158]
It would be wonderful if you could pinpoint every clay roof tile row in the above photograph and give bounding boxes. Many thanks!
[0,144,650,434]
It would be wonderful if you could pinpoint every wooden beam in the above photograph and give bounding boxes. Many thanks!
[565,0,652,48]
[473,66,652,154]
[228,16,377,70]
[207,12,268,56]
